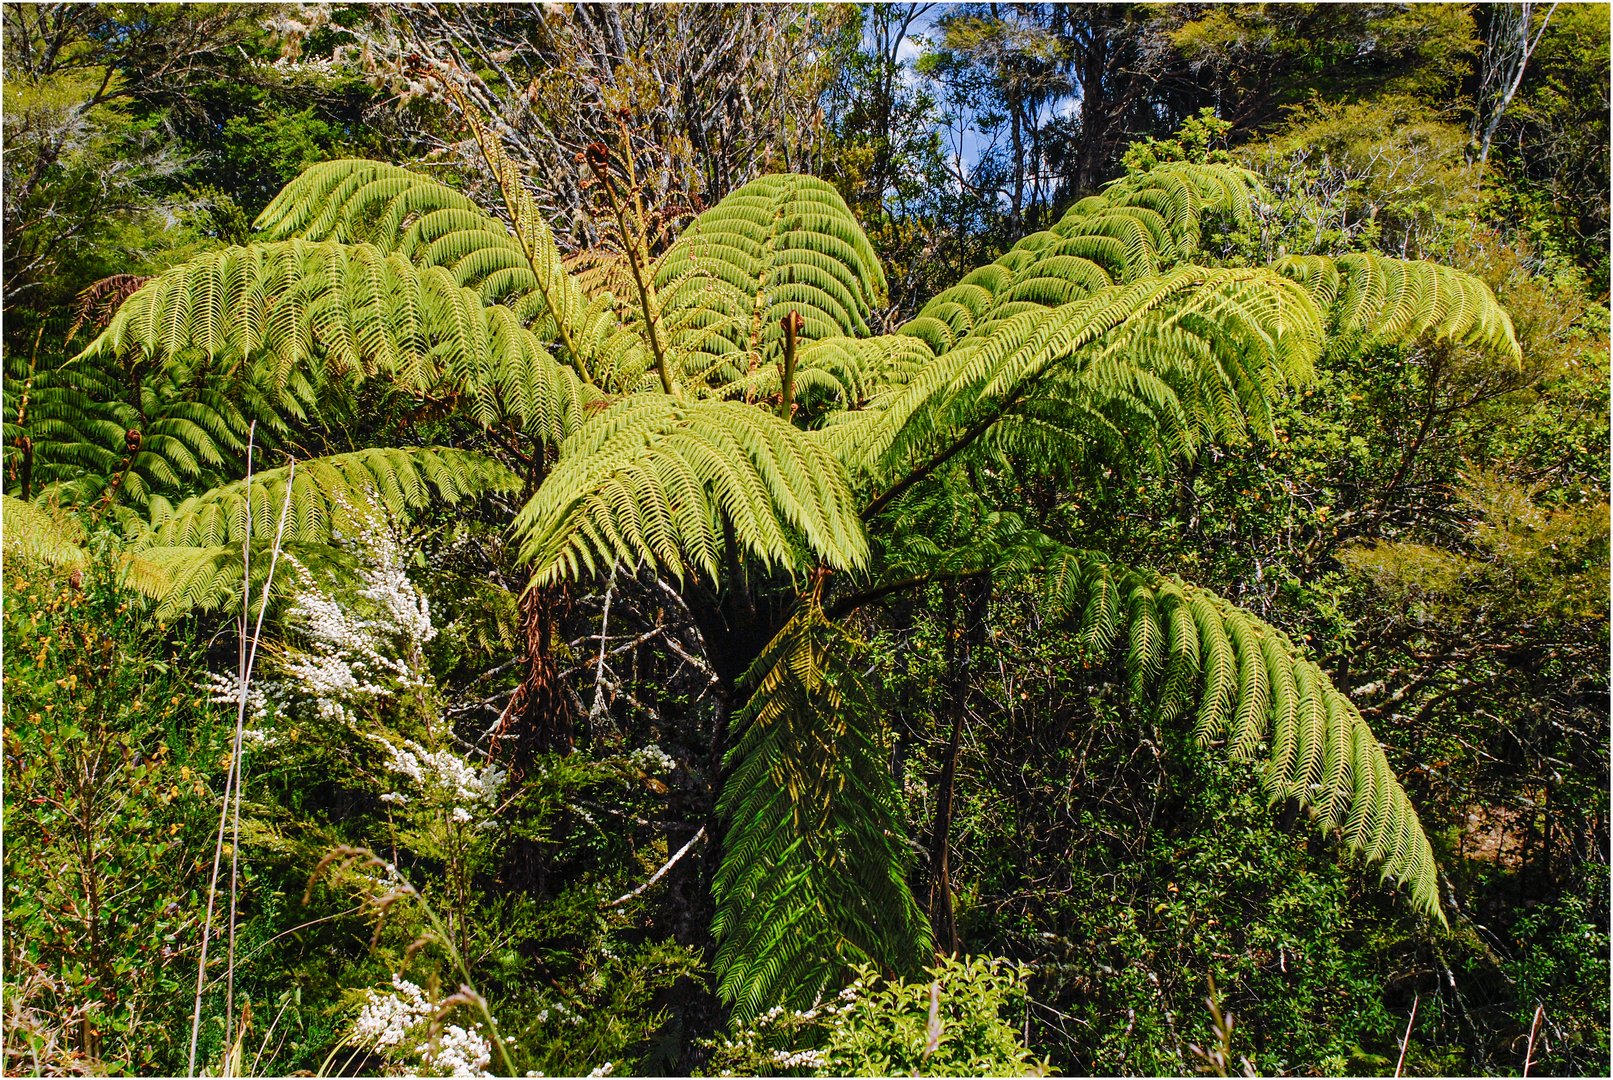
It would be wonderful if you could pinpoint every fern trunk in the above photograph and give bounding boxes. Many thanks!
[504,585,574,765]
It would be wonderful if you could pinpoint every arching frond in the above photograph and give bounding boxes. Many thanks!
[899,162,1263,356]
[1275,252,1520,361]
[1042,548,1445,922]
[121,541,358,620]
[513,398,868,587]
[257,156,653,392]
[73,241,598,445]
[713,602,930,1020]
[132,447,518,550]
[842,266,1323,497]
[656,175,887,394]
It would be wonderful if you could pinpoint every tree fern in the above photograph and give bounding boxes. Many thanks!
[52,141,1527,1026]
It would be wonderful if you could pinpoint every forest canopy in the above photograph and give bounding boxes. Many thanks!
[2,4,1608,1077]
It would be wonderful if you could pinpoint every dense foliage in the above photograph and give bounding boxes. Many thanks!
[4,4,1607,1078]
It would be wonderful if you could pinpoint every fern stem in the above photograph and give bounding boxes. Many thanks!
[777,311,802,420]
[863,414,998,520]
[585,147,675,395]
[441,70,589,377]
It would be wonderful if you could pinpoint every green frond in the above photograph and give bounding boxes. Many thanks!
[2,495,88,569]
[121,541,358,620]
[513,398,869,588]
[716,333,936,417]
[713,603,930,1019]
[899,162,1263,357]
[133,447,518,550]
[1274,252,1520,361]
[457,122,655,390]
[73,240,599,445]
[15,344,321,512]
[657,175,887,394]
[845,266,1323,494]
[258,154,659,393]
[1042,548,1445,923]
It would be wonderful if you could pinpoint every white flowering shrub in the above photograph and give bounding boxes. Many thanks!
[373,736,508,822]
[347,974,496,1078]
[197,509,710,1079]
[205,515,438,737]
[627,743,676,775]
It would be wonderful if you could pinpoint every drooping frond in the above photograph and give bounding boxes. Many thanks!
[1042,548,1445,922]
[656,175,887,394]
[131,447,518,550]
[120,541,357,620]
[1275,252,1520,361]
[65,273,151,345]
[713,602,930,1020]
[265,154,662,393]
[513,397,868,587]
[2,495,88,569]
[254,159,550,326]
[73,241,598,445]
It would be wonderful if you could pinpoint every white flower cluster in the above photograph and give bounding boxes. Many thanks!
[204,519,437,738]
[421,1023,493,1078]
[771,1048,827,1069]
[586,1063,614,1078]
[350,975,495,1078]
[627,743,676,775]
[278,534,436,725]
[533,999,584,1028]
[204,671,272,722]
[374,737,508,825]
[353,975,432,1051]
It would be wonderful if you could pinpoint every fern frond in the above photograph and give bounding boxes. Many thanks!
[713,602,929,1019]
[1274,252,1520,361]
[121,541,358,620]
[1042,549,1444,922]
[899,162,1262,356]
[657,176,887,395]
[845,266,1322,496]
[134,447,518,550]
[513,398,868,587]
[73,241,598,445]
[17,346,321,511]
[2,495,88,568]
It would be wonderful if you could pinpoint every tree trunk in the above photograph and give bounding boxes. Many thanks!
[926,572,990,955]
